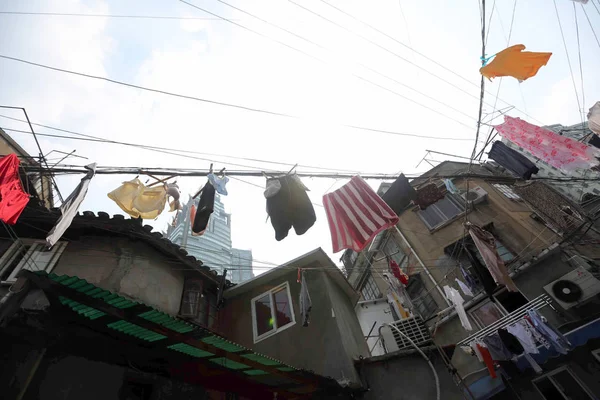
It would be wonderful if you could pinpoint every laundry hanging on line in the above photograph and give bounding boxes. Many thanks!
[323,176,399,253]
[443,179,459,194]
[165,182,182,211]
[299,270,312,327]
[588,101,600,136]
[413,183,445,210]
[479,44,552,82]
[192,181,216,235]
[444,285,472,331]
[208,172,229,196]
[455,278,474,297]
[498,327,542,373]
[389,259,409,285]
[381,173,416,215]
[488,141,539,180]
[495,115,600,172]
[467,223,518,292]
[265,173,315,241]
[108,178,168,219]
[47,163,96,248]
[0,154,30,225]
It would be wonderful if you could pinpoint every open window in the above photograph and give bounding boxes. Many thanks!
[0,240,67,284]
[251,282,295,343]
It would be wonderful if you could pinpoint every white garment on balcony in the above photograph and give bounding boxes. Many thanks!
[507,320,539,354]
[444,285,472,331]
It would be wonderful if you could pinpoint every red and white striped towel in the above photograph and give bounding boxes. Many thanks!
[323,176,399,253]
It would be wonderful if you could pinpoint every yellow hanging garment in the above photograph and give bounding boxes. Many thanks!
[480,44,552,81]
[108,178,167,220]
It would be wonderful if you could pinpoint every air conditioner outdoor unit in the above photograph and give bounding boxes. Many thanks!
[461,186,488,205]
[544,266,600,310]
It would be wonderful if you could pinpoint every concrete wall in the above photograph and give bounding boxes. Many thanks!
[52,236,184,315]
[359,350,464,400]
[220,267,368,385]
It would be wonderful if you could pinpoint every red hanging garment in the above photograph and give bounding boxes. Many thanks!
[476,344,497,378]
[389,259,409,285]
[0,154,29,224]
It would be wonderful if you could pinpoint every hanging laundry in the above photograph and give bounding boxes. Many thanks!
[0,154,30,225]
[465,246,498,297]
[444,285,472,331]
[389,259,409,285]
[507,320,540,354]
[523,315,552,350]
[460,264,479,294]
[571,0,589,4]
[588,101,600,136]
[299,270,312,327]
[207,173,229,196]
[488,141,539,179]
[381,174,416,215]
[482,334,513,361]
[498,328,542,373]
[527,309,571,355]
[323,176,399,253]
[265,173,315,241]
[47,163,96,248]
[413,183,445,210]
[495,116,600,172]
[108,178,167,219]
[192,181,215,235]
[467,224,518,292]
[479,44,552,82]
[165,183,182,212]
[443,179,459,194]
[456,278,474,297]
[476,343,497,378]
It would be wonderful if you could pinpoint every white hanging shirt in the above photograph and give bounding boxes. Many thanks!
[444,285,472,331]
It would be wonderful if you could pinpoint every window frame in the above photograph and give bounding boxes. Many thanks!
[417,193,466,231]
[0,239,67,284]
[251,281,296,344]
[406,273,438,319]
[381,236,407,268]
[532,366,595,400]
[360,271,383,301]
[468,289,529,329]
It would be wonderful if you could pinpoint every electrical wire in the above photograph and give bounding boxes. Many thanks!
[580,3,600,50]
[552,0,583,125]
[0,55,475,142]
[573,2,586,124]
[316,0,545,126]
[0,11,240,20]
[180,0,478,129]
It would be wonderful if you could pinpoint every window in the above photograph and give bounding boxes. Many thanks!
[468,290,529,329]
[382,236,407,267]
[0,240,67,284]
[493,184,521,201]
[179,279,203,318]
[533,367,595,399]
[251,282,295,343]
[417,194,465,230]
[360,272,382,301]
[471,238,515,266]
[406,273,438,319]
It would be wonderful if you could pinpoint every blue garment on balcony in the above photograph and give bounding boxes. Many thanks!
[482,334,513,361]
[527,309,571,355]
[207,173,228,196]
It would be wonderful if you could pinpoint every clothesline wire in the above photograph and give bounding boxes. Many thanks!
[208,0,479,125]
[573,2,586,125]
[593,0,600,19]
[484,0,496,47]
[552,0,584,127]
[580,3,600,50]
[316,0,545,126]
[0,10,242,20]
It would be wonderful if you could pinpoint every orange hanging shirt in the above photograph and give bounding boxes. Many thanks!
[480,44,552,81]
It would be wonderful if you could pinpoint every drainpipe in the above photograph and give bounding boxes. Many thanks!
[393,226,450,306]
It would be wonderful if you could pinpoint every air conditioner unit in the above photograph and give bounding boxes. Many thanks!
[461,186,488,205]
[544,266,600,310]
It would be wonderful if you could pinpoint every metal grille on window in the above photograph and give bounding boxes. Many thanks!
[361,272,382,301]
[406,274,438,318]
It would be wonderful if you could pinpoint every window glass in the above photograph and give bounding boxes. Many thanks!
[383,238,406,267]
[406,274,438,318]
[417,194,465,230]
[255,294,274,336]
[361,273,382,301]
[273,287,293,328]
[469,301,504,328]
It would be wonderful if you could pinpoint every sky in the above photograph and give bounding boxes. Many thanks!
[0,0,599,275]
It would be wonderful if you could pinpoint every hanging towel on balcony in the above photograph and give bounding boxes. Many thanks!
[488,141,539,179]
[476,343,497,378]
[389,259,409,285]
[467,224,518,292]
[588,101,600,136]
[323,176,399,253]
[381,174,416,215]
[47,163,96,248]
[299,270,312,327]
[443,179,459,194]
[527,309,571,355]
[414,183,445,210]
[0,154,30,225]
[495,116,600,172]
[265,173,315,241]
[479,45,551,82]
[444,285,472,331]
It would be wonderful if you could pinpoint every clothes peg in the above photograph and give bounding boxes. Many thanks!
[287,163,298,175]
[209,163,213,174]
[218,167,226,177]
